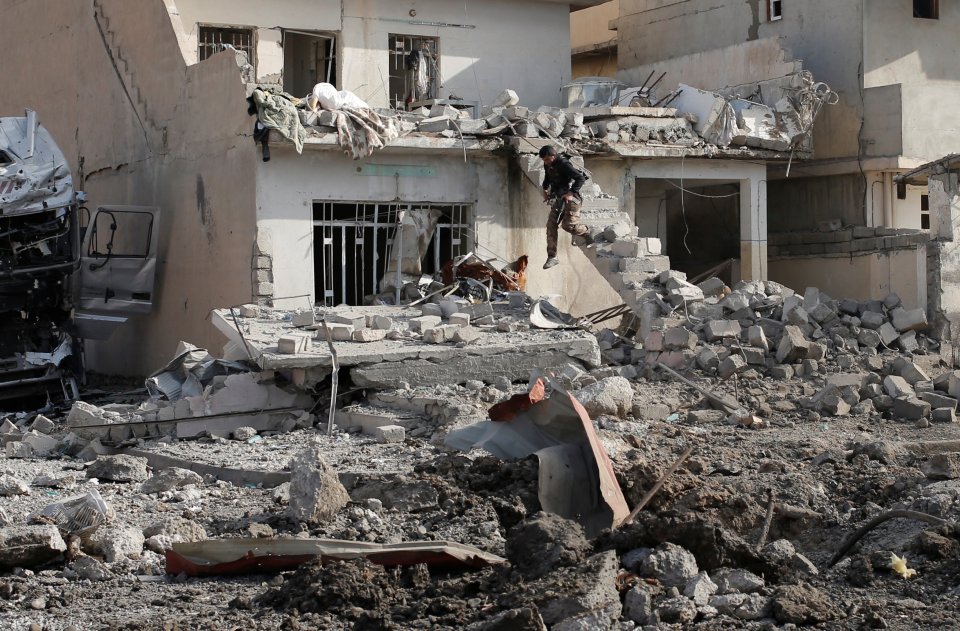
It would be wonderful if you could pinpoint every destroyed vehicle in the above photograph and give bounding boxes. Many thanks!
[0,110,160,408]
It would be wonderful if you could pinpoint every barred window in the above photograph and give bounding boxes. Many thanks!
[198,25,256,71]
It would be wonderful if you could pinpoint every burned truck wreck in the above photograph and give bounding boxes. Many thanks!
[0,110,160,408]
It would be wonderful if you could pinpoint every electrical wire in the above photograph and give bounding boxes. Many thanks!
[662,178,741,198]
[678,153,692,255]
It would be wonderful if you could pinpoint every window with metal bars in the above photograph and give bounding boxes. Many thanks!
[198,25,256,71]
[313,202,470,306]
[388,35,440,110]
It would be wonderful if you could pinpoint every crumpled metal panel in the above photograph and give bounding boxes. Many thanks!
[0,112,74,216]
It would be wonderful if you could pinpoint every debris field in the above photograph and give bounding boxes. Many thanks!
[3,259,960,631]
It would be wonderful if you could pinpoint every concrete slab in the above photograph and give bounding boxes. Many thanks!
[211,305,601,389]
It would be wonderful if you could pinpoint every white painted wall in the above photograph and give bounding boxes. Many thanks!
[769,247,927,310]
[255,146,623,315]
[172,0,572,107]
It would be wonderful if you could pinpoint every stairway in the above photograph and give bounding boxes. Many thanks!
[514,153,672,319]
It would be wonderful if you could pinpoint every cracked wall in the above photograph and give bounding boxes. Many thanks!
[0,0,258,375]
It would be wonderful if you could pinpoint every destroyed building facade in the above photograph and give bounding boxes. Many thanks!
[0,0,816,376]
[605,0,960,323]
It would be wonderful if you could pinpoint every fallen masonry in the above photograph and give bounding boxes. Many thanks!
[4,271,960,630]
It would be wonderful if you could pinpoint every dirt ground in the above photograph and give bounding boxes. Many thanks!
[3,348,960,630]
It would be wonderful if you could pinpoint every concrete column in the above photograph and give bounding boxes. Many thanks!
[739,175,767,281]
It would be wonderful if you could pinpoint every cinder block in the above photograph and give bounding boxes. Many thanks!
[932,407,957,423]
[453,326,481,344]
[331,312,366,329]
[278,335,312,354]
[366,315,390,331]
[353,329,387,343]
[704,320,741,342]
[326,324,354,341]
[409,316,442,333]
[421,303,443,317]
[371,424,406,444]
[292,310,315,327]
[449,313,471,327]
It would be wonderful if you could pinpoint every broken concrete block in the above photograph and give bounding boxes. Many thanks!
[620,256,671,273]
[331,312,366,329]
[776,326,810,364]
[687,409,726,424]
[603,223,633,241]
[771,364,794,379]
[4,440,33,460]
[932,407,956,423]
[0,526,67,569]
[409,315,442,333]
[22,430,57,456]
[371,424,405,444]
[641,542,699,588]
[643,330,664,352]
[898,330,919,353]
[747,325,768,350]
[921,454,959,480]
[353,328,387,343]
[372,315,393,331]
[717,355,747,379]
[893,397,931,421]
[809,302,838,325]
[697,277,727,298]
[704,320,742,342]
[453,326,481,344]
[0,475,29,496]
[857,328,882,348]
[696,347,719,371]
[664,327,697,350]
[714,568,765,594]
[277,334,312,354]
[883,375,915,398]
[819,395,850,416]
[29,415,56,435]
[141,468,204,494]
[288,446,350,525]
[491,89,519,108]
[86,455,149,483]
[421,303,443,317]
[900,363,931,385]
[877,322,899,346]
[423,325,460,344]
[784,305,810,327]
[573,376,634,417]
[86,526,144,563]
[623,585,654,625]
[418,116,452,132]
[326,323,354,341]
[449,312,471,327]
[891,307,928,332]
[291,310,316,327]
[859,311,885,330]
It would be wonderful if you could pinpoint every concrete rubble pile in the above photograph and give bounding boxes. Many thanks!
[292,83,812,161]
[3,252,960,628]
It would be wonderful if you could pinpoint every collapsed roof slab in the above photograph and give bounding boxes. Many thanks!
[211,306,601,390]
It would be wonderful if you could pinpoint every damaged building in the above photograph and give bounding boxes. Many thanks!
[602,0,960,326]
[6,1,960,630]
